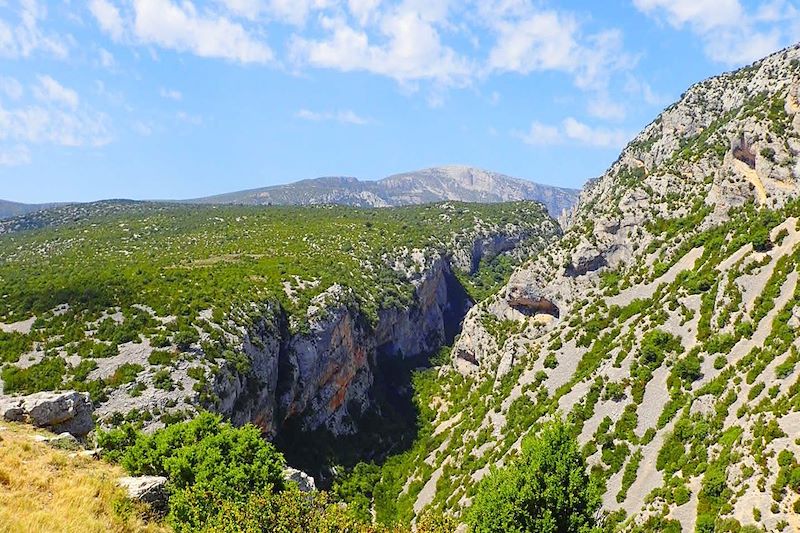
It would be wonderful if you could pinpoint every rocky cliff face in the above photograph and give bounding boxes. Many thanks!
[381,44,800,531]
[214,256,471,438]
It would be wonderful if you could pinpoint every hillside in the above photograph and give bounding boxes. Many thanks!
[0,200,56,220]
[349,43,800,530]
[0,200,558,474]
[188,166,579,219]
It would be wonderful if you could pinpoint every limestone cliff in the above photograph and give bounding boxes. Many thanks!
[385,44,800,531]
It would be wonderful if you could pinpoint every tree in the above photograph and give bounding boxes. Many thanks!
[468,418,601,533]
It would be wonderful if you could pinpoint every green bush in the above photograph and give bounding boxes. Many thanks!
[0,331,32,363]
[1,356,66,394]
[468,418,600,532]
[148,349,176,366]
[99,413,287,532]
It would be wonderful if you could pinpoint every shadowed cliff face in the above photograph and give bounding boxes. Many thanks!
[210,257,475,480]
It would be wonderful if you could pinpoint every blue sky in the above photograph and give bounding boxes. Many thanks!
[1,0,799,203]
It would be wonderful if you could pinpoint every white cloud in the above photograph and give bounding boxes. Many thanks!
[290,8,472,86]
[348,0,382,25]
[518,121,561,145]
[160,87,182,100]
[89,0,274,64]
[517,117,629,149]
[0,76,23,100]
[0,0,69,59]
[563,117,629,148]
[633,0,799,65]
[34,75,79,109]
[0,144,31,166]
[217,0,265,20]
[268,0,334,26]
[624,75,670,107]
[485,8,634,91]
[296,108,371,125]
[89,0,125,40]
[0,75,112,164]
[633,0,742,31]
[132,0,273,63]
[0,103,112,147]
[704,29,783,64]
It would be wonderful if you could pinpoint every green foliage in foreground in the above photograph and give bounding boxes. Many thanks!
[99,412,286,531]
[468,418,601,533]
[99,412,458,533]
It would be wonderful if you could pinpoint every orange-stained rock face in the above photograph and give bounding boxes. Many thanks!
[327,345,367,412]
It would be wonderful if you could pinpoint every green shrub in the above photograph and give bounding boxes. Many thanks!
[468,418,600,532]
[1,356,66,394]
[148,349,175,366]
[152,369,174,391]
[107,363,144,388]
[99,412,286,532]
[0,331,32,363]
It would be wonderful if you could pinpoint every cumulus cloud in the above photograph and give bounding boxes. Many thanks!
[517,117,630,149]
[633,0,799,65]
[132,0,273,63]
[586,96,627,121]
[290,6,473,86]
[89,0,274,64]
[517,121,561,145]
[485,8,634,91]
[296,108,371,125]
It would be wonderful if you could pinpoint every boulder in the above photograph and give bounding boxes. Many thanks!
[32,431,81,450]
[283,467,316,492]
[0,391,93,437]
[119,476,168,510]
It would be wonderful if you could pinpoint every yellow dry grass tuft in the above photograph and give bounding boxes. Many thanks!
[0,422,169,533]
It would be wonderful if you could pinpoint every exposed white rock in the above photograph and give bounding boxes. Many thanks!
[119,476,168,509]
[0,391,93,437]
[283,467,316,492]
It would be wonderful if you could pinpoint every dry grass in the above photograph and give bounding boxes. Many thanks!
[0,423,169,533]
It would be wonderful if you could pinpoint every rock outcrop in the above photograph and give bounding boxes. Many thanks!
[0,391,93,437]
[119,476,169,511]
[283,467,316,492]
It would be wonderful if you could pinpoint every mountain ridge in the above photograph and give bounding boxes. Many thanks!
[185,165,579,218]
[0,165,579,221]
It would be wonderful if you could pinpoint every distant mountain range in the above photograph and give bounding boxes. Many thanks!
[0,166,579,220]
[0,199,59,220]
[187,166,579,218]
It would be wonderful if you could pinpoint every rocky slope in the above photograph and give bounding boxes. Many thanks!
[371,44,800,530]
[188,166,579,218]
